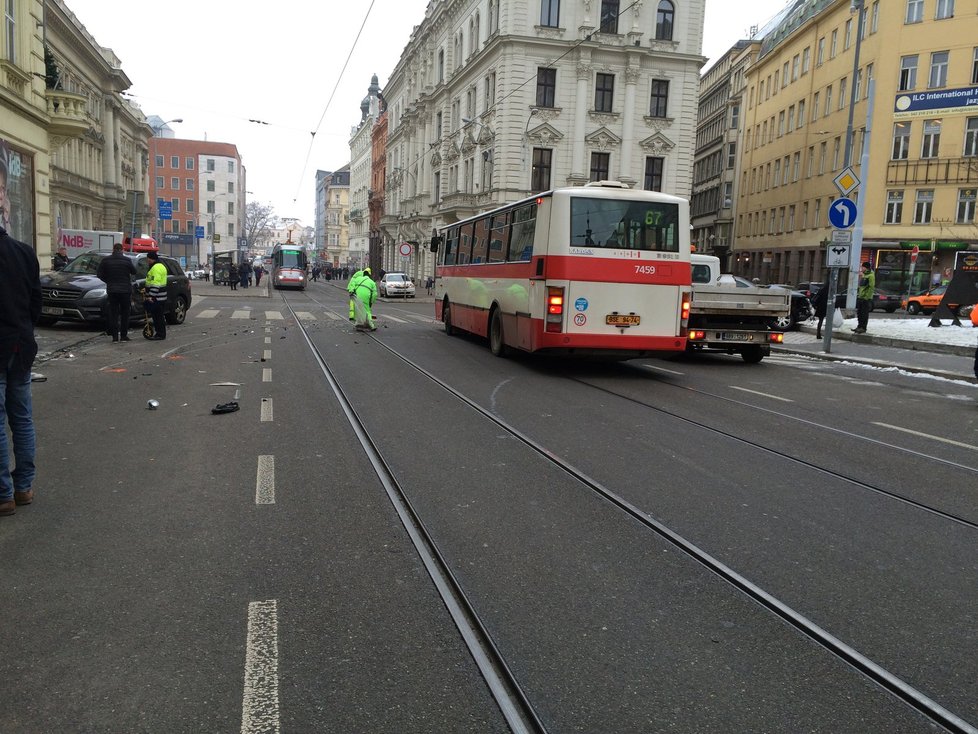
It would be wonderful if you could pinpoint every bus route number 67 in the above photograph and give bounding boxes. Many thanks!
[634,265,657,275]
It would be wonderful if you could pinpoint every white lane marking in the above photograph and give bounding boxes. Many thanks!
[261,398,273,422]
[263,350,272,361]
[404,314,437,323]
[729,386,794,403]
[378,314,408,323]
[265,311,284,320]
[295,311,316,320]
[241,599,279,734]
[197,309,220,318]
[640,364,684,376]
[323,311,342,321]
[232,310,251,319]
[873,422,978,451]
[262,368,272,383]
[264,337,272,344]
[256,455,275,504]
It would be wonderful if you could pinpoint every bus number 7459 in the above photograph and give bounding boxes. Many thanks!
[634,265,657,275]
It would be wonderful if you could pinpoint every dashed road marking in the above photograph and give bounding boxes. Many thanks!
[256,455,275,503]
[262,368,272,382]
[261,398,273,422]
[232,310,251,319]
[729,386,794,402]
[295,311,316,320]
[379,314,408,323]
[322,312,342,321]
[873,422,978,451]
[263,349,272,361]
[241,599,279,733]
[264,337,271,344]
[265,311,284,320]
[198,309,220,318]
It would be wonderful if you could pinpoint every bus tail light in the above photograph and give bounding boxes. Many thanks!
[546,287,564,332]
[680,292,691,334]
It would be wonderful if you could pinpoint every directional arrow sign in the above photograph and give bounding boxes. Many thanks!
[828,198,857,229]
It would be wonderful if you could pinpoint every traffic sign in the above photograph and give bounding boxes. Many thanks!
[833,167,860,196]
[910,244,919,264]
[826,241,851,268]
[398,242,413,257]
[157,200,172,221]
[213,234,221,243]
[195,226,205,239]
[828,198,857,229]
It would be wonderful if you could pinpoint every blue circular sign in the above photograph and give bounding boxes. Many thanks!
[828,198,858,229]
[575,297,588,312]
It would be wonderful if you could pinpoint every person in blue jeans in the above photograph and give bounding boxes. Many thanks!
[0,224,41,516]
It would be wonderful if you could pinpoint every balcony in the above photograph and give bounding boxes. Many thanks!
[887,157,978,187]
[45,89,89,148]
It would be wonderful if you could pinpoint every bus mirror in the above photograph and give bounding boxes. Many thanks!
[430,236,441,253]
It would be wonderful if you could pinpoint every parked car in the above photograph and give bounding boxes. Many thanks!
[801,282,899,313]
[378,272,416,298]
[760,283,814,330]
[38,250,192,327]
[901,285,968,315]
[795,281,823,300]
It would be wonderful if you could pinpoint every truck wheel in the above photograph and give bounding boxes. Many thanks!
[741,346,764,363]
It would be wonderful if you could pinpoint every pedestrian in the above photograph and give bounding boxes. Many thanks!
[203,266,210,282]
[852,261,875,334]
[971,305,978,379]
[143,250,168,340]
[811,284,829,339]
[228,262,238,290]
[96,242,136,342]
[347,268,363,321]
[350,267,378,331]
[425,275,434,295]
[254,263,263,286]
[0,223,41,516]
[239,260,250,289]
[52,246,69,271]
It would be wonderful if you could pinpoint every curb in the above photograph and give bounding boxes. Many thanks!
[771,344,977,384]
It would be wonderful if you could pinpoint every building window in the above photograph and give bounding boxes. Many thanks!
[655,0,674,41]
[935,0,954,19]
[819,142,827,174]
[957,188,976,223]
[773,159,781,187]
[590,152,610,181]
[929,51,949,88]
[484,71,496,109]
[844,19,852,50]
[906,0,923,23]
[914,190,934,223]
[438,50,445,83]
[824,85,832,116]
[778,111,785,137]
[154,154,164,167]
[536,67,556,107]
[885,190,904,223]
[807,146,815,177]
[892,121,911,159]
[838,77,847,109]
[227,161,235,174]
[730,103,740,129]
[228,182,235,193]
[816,37,825,66]
[186,178,194,190]
[599,0,619,33]
[854,68,863,100]
[650,79,669,117]
[832,137,841,170]
[792,152,800,181]
[171,198,179,213]
[186,199,194,212]
[644,157,664,191]
[595,73,614,112]
[206,200,215,214]
[921,119,941,158]
[964,117,978,156]
[727,143,736,169]
[872,1,880,32]
[814,198,822,227]
[792,54,800,81]
[170,177,179,189]
[531,148,552,192]
[797,100,806,127]
[155,176,164,188]
[206,158,215,172]
[830,29,838,58]
[185,157,194,170]
[167,155,176,168]
[802,47,811,74]
[206,179,215,192]
[812,92,820,121]
[899,55,918,91]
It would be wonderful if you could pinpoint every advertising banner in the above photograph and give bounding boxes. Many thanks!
[893,85,978,119]
[0,138,36,247]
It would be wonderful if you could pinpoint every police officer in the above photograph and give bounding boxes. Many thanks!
[143,251,168,340]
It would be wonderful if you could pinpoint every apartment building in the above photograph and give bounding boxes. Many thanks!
[378,0,705,273]
[735,0,978,293]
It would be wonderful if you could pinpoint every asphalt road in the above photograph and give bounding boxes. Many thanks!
[3,281,975,733]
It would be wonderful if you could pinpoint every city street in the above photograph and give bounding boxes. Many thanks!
[2,281,977,733]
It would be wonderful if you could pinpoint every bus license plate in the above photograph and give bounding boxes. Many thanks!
[42,306,64,316]
[606,314,640,326]
[720,332,748,341]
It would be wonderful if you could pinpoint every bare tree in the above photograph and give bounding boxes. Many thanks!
[245,201,276,252]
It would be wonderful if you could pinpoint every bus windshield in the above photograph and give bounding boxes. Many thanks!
[570,197,680,252]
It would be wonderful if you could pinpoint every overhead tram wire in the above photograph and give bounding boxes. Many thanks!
[292,0,379,205]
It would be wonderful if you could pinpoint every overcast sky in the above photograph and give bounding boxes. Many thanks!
[62,0,790,224]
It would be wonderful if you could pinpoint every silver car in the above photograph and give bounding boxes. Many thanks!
[379,272,416,298]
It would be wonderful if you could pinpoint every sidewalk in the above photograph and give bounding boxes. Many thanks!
[775,318,977,384]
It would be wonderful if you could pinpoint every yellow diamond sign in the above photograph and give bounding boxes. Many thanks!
[833,167,860,196]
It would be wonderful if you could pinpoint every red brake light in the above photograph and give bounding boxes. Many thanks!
[546,287,564,332]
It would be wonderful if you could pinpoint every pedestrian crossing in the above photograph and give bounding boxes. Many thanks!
[191,307,436,324]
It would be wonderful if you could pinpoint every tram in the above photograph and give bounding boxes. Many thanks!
[434,181,692,358]
[271,243,308,290]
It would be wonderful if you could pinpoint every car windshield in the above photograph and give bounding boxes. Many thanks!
[61,252,104,274]
[387,274,408,282]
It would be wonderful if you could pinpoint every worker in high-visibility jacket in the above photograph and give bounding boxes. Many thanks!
[349,267,378,331]
[347,269,362,321]
[143,250,169,340]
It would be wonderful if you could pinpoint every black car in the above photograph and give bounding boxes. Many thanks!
[804,283,900,313]
[39,250,192,327]
[761,283,814,330]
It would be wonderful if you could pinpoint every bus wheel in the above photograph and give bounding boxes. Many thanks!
[444,301,456,336]
[489,309,508,357]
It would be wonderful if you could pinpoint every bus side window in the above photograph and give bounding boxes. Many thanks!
[456,222,474,265]
[509,205,536,262]
[443,227,458,265]
[488,211,510,263]
[472,217,490,263]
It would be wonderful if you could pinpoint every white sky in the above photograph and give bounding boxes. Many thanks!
[62,0,790,224]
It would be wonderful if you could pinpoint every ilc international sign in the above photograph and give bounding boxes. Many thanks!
[894,85,978,119]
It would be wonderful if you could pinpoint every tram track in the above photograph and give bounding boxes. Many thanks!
[281,289,976,734]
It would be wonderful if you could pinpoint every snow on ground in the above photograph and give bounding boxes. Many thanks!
[812,315,978,347]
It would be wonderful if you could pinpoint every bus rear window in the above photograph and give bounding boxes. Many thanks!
[570,198,679,252]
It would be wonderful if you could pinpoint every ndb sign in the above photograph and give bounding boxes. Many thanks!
[894,85,978,120]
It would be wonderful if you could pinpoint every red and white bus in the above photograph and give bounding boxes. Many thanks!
[434,181,691,358]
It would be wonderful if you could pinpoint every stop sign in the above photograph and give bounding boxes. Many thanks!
[910,245,919,263]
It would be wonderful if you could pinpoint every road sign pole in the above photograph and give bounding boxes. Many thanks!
[846,78,875,309]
